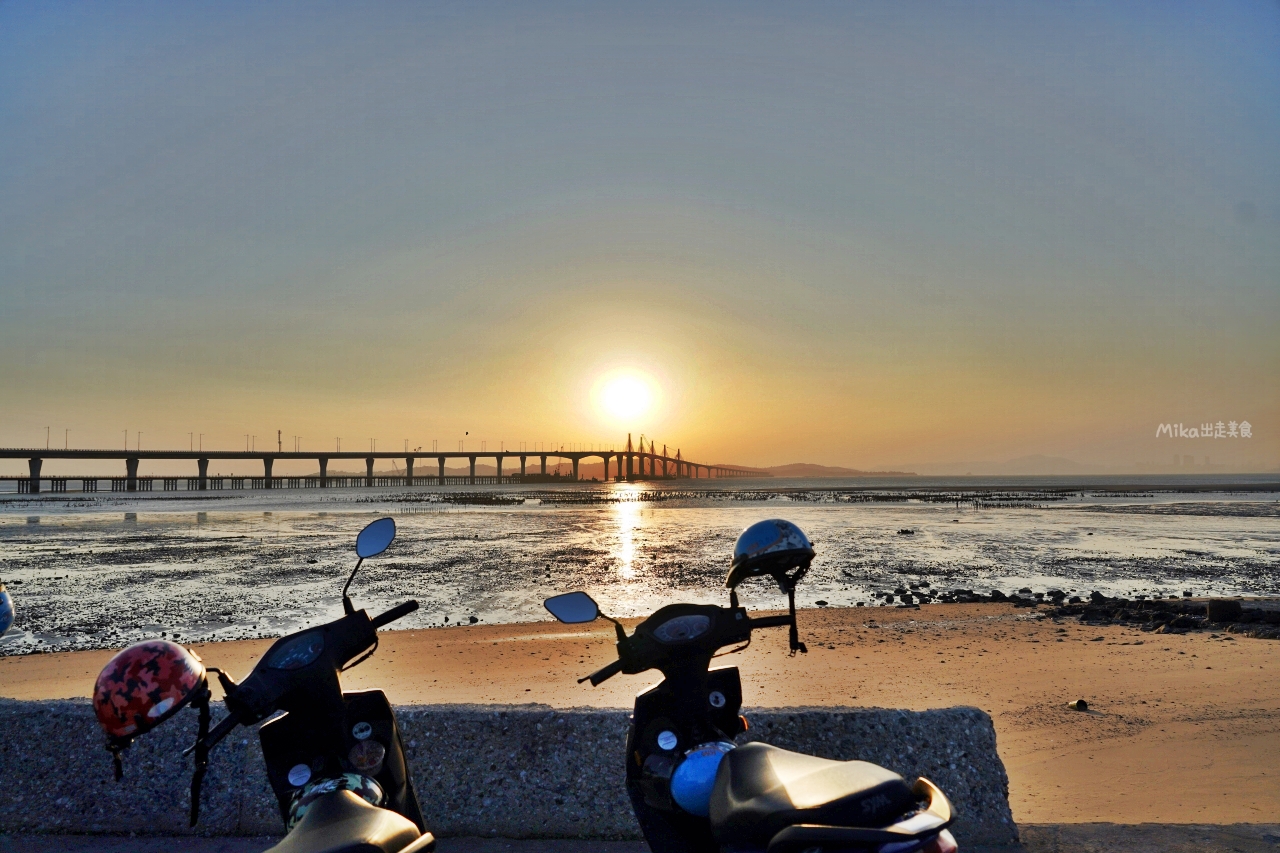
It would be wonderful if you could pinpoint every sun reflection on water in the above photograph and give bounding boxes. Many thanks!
[614,486,643,580]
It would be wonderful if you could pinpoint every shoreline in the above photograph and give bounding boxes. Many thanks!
[3,474,1279,493]
[3,602,1276,825]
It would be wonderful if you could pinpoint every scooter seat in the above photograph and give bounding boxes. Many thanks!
[265,790,434,853]
[708,743,916,847]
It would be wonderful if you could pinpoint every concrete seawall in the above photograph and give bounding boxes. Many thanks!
[0,700,1017,846]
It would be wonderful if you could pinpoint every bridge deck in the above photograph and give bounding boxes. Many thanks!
[0,448,765,492]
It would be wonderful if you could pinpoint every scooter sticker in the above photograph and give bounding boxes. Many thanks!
[288,764,312,787]
[352,721,373,740]
[657,730,678,751]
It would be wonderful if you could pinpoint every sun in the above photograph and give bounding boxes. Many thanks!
[596,371,656,423]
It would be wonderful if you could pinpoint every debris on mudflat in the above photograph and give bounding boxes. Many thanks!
[1068,699,1089,712]
[1048,595,1280,639]
[926,588,1280,639]
[897,528,915,535]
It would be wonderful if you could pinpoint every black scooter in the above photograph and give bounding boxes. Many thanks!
[188,517,435,853]
[544,571,957,853]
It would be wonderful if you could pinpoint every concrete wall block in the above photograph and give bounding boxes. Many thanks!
[0,700,1016,846]
[399,707,637,839]
[0,699,240,835]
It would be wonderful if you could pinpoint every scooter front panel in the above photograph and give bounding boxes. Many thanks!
[626,667,747,853]
[259,689,424,832]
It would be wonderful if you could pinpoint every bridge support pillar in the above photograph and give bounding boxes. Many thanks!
[126,457,139,491]
[263,457,274,488]
[406,457,414,486]
[572,458,579,481]
[496,456,503,482]
[27,458,41,494]
[519,456,526,478]
[438,456,446,484]
[365,457,374,487]
[198,458,209,490]
[319,458,328,488]
[540,456,547,476]
[602,455,609,481]
[469,456,476,485]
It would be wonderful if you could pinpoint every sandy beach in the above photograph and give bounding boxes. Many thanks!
[2,602,1275,826]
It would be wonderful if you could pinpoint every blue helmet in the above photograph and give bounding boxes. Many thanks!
[0,582,13,635]
[670,741,734,816]
[726,519,814,589]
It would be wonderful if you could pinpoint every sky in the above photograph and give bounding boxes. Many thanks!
[2,1,1277,473]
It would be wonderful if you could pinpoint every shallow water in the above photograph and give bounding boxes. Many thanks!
[1,478,1277,655]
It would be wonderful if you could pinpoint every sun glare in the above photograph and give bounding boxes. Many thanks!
[597,372,656,423]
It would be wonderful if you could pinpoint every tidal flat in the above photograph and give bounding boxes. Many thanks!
[1,478,1277,655]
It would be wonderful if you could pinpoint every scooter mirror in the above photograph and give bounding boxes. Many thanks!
[544,591,599,624]
[355,517,396,559]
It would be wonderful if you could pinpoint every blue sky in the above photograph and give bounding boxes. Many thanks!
[2,1,1276,470]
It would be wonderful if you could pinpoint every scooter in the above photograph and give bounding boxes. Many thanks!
[95,517,435,853]
[543,549,957,853]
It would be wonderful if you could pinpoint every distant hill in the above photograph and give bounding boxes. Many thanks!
[758,463,917,478]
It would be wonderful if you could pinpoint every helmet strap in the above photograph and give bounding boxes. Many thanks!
[107,742,125,781]
[770,562,810,656]
[786,585,807,656]
[188,684,212,827]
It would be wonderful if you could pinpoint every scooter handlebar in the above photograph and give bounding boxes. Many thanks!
[371,600,419,630]
[580,659,623,686]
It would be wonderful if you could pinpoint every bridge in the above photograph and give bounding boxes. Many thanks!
[0,435,764,493]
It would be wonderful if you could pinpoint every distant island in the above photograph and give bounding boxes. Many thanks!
[739,463,917,478]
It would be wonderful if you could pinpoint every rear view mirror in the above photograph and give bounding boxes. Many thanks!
[344,517,398,614]
[544,591,600,624]
[356,517,396,559]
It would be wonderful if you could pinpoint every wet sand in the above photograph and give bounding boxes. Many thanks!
[2,603,1276,825]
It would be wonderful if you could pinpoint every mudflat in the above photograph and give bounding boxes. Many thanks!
[2,603,1276,825]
